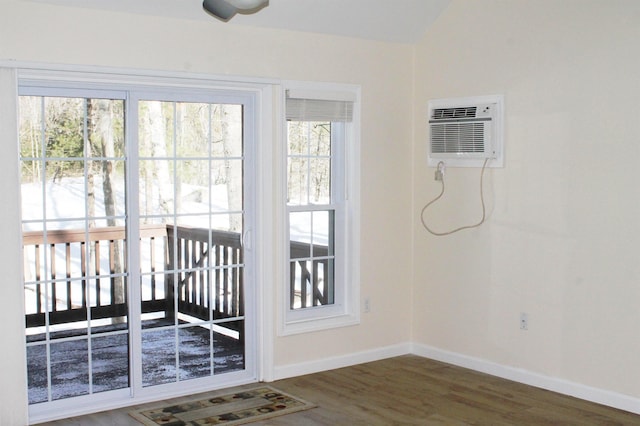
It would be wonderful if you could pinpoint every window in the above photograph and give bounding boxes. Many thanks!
[282,84,360,334]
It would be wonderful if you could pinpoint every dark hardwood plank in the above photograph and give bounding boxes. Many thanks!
[37,355,639,425]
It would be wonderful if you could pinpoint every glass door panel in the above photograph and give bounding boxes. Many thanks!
[137,100,245,387]
[20,95,128,404]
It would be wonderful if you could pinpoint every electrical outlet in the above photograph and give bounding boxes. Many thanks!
[520,312,528,330]
[364,297,371,313]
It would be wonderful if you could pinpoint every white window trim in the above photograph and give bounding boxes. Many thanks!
[278,80,361,336]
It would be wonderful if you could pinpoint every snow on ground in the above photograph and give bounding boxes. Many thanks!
[21,175,327,311]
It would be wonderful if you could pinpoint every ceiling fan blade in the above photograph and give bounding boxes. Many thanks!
[202,0,238,21]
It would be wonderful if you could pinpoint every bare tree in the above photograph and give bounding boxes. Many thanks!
[18,97,42,183]
[88,99,126,316]
[148,101,172,218]
[220,104,243,232]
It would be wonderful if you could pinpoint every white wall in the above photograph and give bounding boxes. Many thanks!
[0,1,414,422]
[413,0,640,402]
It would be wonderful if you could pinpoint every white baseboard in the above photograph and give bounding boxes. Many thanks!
[411,343,640,416]
[271,343,411,381]
[270,342,640,415]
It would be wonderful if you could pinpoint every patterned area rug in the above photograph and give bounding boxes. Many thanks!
[130,386,315,425]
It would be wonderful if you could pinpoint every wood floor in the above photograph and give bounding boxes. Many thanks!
[38,355,639,425]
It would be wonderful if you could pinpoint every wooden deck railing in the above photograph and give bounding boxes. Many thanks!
[22,224,245,331]
[167,225,243,323]
[289,241,331,309]
[23,225,137,328]
[23,225,330,331]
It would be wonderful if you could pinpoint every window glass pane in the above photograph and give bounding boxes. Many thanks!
[51,281,71,316]
[45,97,84,158]
[138,101,175,158]
[139,217,170,313]
[212,104,243,158]
[45,158,79,183]
[175,102,210,158]
[46,160,85,213]
[21,161,45,222]
[88,238,126,304]
[87,99,125,159]
[142,328,176,387]
[19,96,43,160]
[213,319,245,375]
[92,333,129,393]
[212,267,244,320]
[50,339,89,400]
[290,211,312,254]
[89,159,126,222]
[52,279,86,317]
[176,159,211,215]
[140,272,167,307]
[289,209,335,309]
[204,212,243,234]
[287,157,308,206]
[26,344,47,404]
[323,258,335,305]
[139,159,175,216]
[288,121,331,155]
[140,238,167,275]
[309,122,331,156]
[312,210,334,257]
[310,158,331,204]
[24,284,45,318]
[210,159,243,213]
[287,121,310,155]
[141,278,174,329]
[179,326,211,380]
[287,120,332,207]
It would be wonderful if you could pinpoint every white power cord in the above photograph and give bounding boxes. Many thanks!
[420,158,490,236]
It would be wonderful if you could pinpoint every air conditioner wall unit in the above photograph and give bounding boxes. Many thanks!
[428,94,504,168]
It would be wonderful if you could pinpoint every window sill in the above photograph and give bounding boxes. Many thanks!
[279,310,360,336]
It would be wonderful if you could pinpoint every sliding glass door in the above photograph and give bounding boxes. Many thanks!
[19,85,256,417]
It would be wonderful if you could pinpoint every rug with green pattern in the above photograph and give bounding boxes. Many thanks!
[130,386,315,425]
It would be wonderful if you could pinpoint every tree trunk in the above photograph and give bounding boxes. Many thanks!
[147,101,172,217]
[89,99,125,321]
[221,105,243,233]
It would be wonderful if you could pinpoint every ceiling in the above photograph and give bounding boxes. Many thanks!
[27,0,451,43]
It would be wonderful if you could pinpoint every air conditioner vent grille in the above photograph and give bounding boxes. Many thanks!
[427,95,503,167]
[430,122,485,154]
[432,106,477,120]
